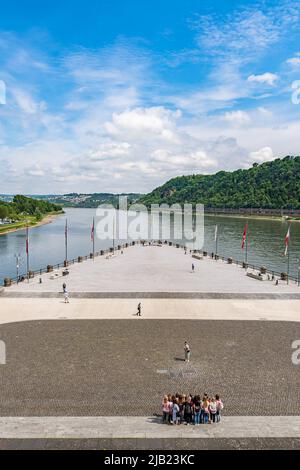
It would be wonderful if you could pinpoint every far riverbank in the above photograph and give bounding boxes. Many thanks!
[0,211,64,236]
[204,212,300,222]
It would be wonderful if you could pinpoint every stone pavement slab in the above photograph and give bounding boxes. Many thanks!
[0,416,299,439]
[0,298,299,325]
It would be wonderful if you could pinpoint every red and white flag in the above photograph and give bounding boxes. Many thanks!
[241,223,248,249]
[284,226,290,256]
[91,218,95,241]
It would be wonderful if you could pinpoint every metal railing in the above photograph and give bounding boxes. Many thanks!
[204,207,300,216]
[3,242,132,286]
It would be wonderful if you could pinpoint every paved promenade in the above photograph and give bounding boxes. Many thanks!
[1,416,300,439]
[5,245,300,294]
[0,298,300,325]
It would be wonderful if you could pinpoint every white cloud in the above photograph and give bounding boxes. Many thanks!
[89,142,131,160]
[105,107,181,143]
[26,164,45,177]
[11,88,40,114]
[286,53,300,67]
[151,148,217,170]
[247,73,278,86]
[221,110,251,125]
[193,1,300,63]
[248,146,274,163]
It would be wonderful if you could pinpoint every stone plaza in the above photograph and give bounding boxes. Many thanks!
[0,244,300,449]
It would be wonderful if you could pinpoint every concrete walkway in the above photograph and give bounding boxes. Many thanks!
[0,298,299,325]
[0,416,299,439]
[6,245,300,294]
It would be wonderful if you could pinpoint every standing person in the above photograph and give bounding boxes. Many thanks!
[184,396,193,425]
[209,397,217,423]
[184,341,191,362]
[168,395,174,424]
[162,396,171,424]
[178,395,184,425]
[215,394,224,423]
[172,398,180,425]
[193,395,201,426]
[62,282,67,293]
[191,263,195,273]
[64,289,69,304]
[137,302,142,316]
[201,397,210,424]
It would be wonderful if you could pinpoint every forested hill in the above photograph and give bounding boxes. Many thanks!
[0,195,62,222]
[138,156,300,209]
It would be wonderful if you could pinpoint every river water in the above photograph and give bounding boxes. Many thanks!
[0,208,299,284]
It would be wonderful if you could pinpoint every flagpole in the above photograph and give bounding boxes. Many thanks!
[65,219,68,265]
[285,225,291,285]
[113,215,115,253]
[26,225,29,283]
[287,248,290,284]
[245,223,249,264]
[93,217,95,260]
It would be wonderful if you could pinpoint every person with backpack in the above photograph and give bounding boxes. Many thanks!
[184,397,193,425]
[215,394,224,422]
[178,395,184,424]
[193,395,201,425]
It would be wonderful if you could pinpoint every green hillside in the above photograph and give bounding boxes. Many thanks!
[0,195,63,232]
[139,156,300,209]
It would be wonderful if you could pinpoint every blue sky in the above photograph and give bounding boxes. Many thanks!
[1,0,300,194]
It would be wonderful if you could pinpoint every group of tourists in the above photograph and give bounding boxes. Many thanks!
[162,393,224,425]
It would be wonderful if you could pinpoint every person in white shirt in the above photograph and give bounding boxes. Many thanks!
[184,341,191,362]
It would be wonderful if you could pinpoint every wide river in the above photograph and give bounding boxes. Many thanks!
[0,208,299,284]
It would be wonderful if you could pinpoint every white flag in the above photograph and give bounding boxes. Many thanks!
[214,224,218,242]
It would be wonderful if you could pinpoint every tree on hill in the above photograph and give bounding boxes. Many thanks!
[138,156,300,209]
[0,205,8,221]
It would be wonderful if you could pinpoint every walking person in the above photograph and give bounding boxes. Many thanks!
[184,341,191,362]
[137,302,142,316]
[191,263,195,273]
[64,289,69,304]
